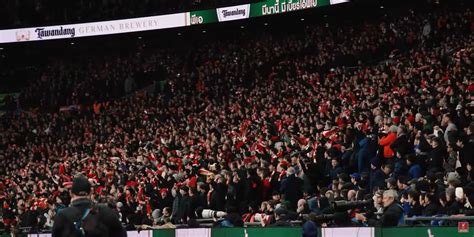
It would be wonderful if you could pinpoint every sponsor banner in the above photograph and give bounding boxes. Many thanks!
[188,9,218,25]
[211,227,301,237]
[330,0,350,5]
[382,227,474,237]
[321,227,374,237]
[0,13,187,43]
[250,0,331,17]
[153,228,175,237]
[1,0,349,43]
[127,230,153,237]
[188,0,347,25]
[176,228,211,237]
[28,230,153,237]
[216,4,251,22]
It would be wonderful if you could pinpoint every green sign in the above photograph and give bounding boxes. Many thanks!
[211,227,301,237]
[153,228,176,237]
[189,0,333,25]
[190,9,218,25]
[250,0,331,17]
[381,227,474,237]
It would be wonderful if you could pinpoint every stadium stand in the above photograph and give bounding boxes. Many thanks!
[0,0,473,235]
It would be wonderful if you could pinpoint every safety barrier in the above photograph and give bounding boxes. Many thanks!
[21,226,474,237]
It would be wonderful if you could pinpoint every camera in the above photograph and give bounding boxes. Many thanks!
[196,207,227,219]
[332,200,372,212]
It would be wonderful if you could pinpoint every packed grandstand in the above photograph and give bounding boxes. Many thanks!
[0,0,473,235]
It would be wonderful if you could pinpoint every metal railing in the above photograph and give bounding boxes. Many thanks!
[405,216,474,221]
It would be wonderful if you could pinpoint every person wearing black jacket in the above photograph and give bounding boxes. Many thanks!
[407,190,422,217]
[426,137,447,176]
[52,175,126,237]
[209,175,227,211]
[188,188,203,219]
[197,183,209,209]
[268,163,281,197]
[280,167,303,210]
[356,190,403,227]
[390,125,412,158]
[244,169,262,209]
[157,188,173,212]
[178,186,191,223]
[420,193,439,217]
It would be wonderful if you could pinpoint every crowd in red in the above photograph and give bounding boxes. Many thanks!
[0,0,473,233]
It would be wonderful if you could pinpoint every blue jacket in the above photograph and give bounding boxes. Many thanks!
[408,164,422,180]
[370,169,386,192]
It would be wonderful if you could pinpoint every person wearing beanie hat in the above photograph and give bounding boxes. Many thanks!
[52,174,126,237]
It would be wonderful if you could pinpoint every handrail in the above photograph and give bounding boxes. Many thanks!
[405,216,474,221]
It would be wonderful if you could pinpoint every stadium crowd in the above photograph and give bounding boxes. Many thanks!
[0,1,473,234]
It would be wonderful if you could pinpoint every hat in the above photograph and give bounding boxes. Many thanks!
[350,173,361,181]
[71,175,92,196]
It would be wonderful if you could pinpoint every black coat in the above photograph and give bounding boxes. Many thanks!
[269,171,281,194]
[422,202,439,216]
[52,198,126,237]
[407,203,423,217]
[210,182,227,211]
[390,134,412,157]
[280,174,303,209]
[179,195,191,223]
[245,175,262,206]
[446,201,461,215]
[157,193,173,211]
[427,145,447,172]
[188,195,203,219]
[368,202,403,227]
